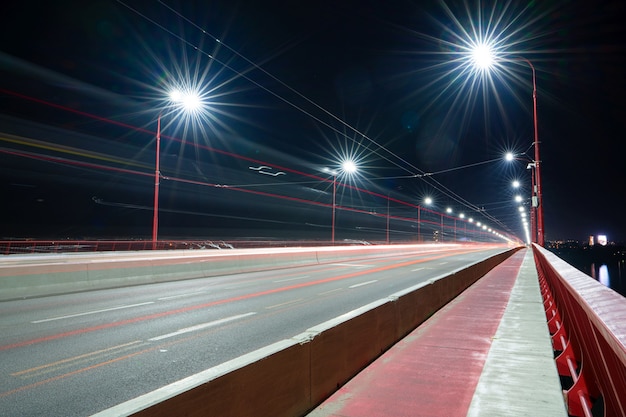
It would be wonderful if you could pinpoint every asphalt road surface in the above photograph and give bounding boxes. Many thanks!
[0,245,509,416]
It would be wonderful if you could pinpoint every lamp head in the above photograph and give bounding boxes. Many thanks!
[168,89,203,113]
[470,42,496,71]
[341,160,358,174]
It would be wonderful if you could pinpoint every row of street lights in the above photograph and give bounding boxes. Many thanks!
[150,116,529,247]
[148,43,545,248]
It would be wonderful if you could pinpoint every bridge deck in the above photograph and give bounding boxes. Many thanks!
[306,248,568,417]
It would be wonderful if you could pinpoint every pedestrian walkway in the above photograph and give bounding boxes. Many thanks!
[307,249,567,417]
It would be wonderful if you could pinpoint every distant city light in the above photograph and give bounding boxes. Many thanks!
[597,235,608,246]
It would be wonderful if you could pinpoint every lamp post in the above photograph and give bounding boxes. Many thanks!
[446,207,456,242]
[152,89,202,250]
[152,114,162,250]
[386,195,390,244]
[459,213,465,241]
[419,197,432,243]
[523,58,545,247]
[326,160,357,244]
[470,47,544,246]
[417,205,421,242]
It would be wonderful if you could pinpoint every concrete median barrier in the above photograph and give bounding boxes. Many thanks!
[92,247,520,417]
[0,244,464,300]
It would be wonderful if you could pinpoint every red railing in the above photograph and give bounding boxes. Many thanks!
[533,244,626,417]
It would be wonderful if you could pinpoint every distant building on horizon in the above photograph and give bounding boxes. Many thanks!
[589,234,608,246]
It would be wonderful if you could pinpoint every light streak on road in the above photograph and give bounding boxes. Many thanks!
[31,302,156,323]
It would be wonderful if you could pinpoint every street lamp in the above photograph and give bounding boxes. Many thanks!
[324,160,357,244]
[152,89,203,250]
[445,207,456,241]
[459,213,466,241]
[469,46,544,245]
[417,197,433,243]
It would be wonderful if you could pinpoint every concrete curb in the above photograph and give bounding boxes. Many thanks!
[1,244,465,300]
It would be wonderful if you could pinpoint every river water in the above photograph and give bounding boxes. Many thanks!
[549,247,626,298]
[587,261,626,297]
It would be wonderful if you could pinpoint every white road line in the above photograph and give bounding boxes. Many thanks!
[148,312,257,341]
[439,261,449,265]
[273,275,310,283]
[224,282,255,289]
[318,288,343,296]
[266,299,303,309]
[31,302,156,323]
[411,267,425,272]
[349,280,378,289]
[158,291,207,301]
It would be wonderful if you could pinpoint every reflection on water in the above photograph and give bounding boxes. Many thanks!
[548,247,626,298]
[589,261,625,296]
[591,264,610,288]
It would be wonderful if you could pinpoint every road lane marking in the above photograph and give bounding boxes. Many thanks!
[31,302,155,323]
[266,299,303,309]
[318,288,343,296]
[439,261,449,265]
[273,275,310,283]
[158,291,207,301]
[223,282,256,289]
[148,312,257,341]
[11,341,144,378]
[0,344,156,400]
[411,267,435,271]
[349,280,378,288]
[331,263,372,268]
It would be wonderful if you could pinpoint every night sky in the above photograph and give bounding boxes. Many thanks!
[1,0,625,243]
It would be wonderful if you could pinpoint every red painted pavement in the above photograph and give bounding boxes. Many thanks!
[310,249,526,417]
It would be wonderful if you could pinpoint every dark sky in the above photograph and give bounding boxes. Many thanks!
[1,0,625,243]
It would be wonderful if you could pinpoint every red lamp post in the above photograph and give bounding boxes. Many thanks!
[151,89,203,250]
[152,114,162,250]
[523,58,544,247]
